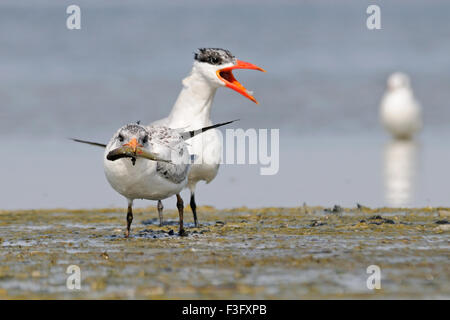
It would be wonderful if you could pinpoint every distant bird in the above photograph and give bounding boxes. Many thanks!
[151,48,265,227]
[72,120,236,237]
[380,72,422,140]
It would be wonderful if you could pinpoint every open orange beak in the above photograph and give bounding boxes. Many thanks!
[123,138,143,153]
[216,59,266,104]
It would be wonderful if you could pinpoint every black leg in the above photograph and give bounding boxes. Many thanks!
[176,194,186,236]
[190,193,198,227]
[157,200,164,226]
[125,202,133,238]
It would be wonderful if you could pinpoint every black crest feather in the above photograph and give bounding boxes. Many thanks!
[194,48,235,65]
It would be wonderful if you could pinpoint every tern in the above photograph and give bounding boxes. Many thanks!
[380,72,422,140]
[72,120,236,237]
[151,48,265,227]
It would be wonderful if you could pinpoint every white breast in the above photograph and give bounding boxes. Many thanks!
[103,127,191,201]
[380,88,422,139]
[104,156,188,201]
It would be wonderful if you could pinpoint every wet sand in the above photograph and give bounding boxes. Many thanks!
[0,206,448,299]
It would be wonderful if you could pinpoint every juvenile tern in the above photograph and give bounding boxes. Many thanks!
[72,120,236,237]
[151,48,265,227]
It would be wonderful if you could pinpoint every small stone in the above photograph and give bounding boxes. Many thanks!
[325,205,342,214]
[31,271,41,278]
[100,252,109,260]
[367,216,394,224]
[310,220,326,227]
[435,225,450,232]
[438,210,450,218]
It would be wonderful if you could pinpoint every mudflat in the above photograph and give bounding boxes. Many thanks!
[0,206,448,299]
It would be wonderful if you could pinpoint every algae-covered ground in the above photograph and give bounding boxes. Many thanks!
[0,205,448,299]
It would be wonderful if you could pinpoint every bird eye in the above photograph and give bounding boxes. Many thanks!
[118,134,124,142]
[142,135,149,144]
[211,57,220,64]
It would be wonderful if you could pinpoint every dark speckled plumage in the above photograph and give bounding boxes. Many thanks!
[194,48,235,65]
[121,124,147,136]
[156,161,189,184]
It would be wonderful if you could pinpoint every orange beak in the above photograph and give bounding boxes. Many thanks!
[216,59,266,104]
[123,138,143,153]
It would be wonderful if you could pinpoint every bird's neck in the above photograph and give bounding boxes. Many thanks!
[167,71,217,128]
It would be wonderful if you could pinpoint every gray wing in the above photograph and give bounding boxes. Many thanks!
[147,126,190,184]
[156,162,189,184]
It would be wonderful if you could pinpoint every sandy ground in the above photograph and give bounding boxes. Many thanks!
[0,205,448,299]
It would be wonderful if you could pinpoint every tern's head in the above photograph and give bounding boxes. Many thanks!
[106,123,166,166]
[112,124,149,152]
[387,72,410,91]
[192,48,265,103]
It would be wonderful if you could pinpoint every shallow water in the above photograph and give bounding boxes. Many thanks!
[0,206,448,299]
[3,130,450,210]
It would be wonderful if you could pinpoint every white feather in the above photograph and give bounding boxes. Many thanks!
[380,72,422,140]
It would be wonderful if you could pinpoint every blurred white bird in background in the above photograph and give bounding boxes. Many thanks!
[380,72,422,140]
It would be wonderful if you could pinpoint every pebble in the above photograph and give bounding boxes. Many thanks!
[438,210,450,218]
[100,252,109,260]
[434,224,450,232]
[325,205,342,213]
[31,271,41,278]
[368,216,395,224]
[310,220,326,227]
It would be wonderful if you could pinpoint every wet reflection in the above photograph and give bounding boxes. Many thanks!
[383,140,419,207]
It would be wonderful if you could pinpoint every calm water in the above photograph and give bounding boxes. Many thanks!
[1,0,450,209]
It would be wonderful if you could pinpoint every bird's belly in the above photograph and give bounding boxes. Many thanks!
[104,158,187,201]
[188,163,220,184]
[381,107,420,138]
[186,129,221,186]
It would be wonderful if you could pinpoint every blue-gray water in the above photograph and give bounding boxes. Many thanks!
[1,0,450,210]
